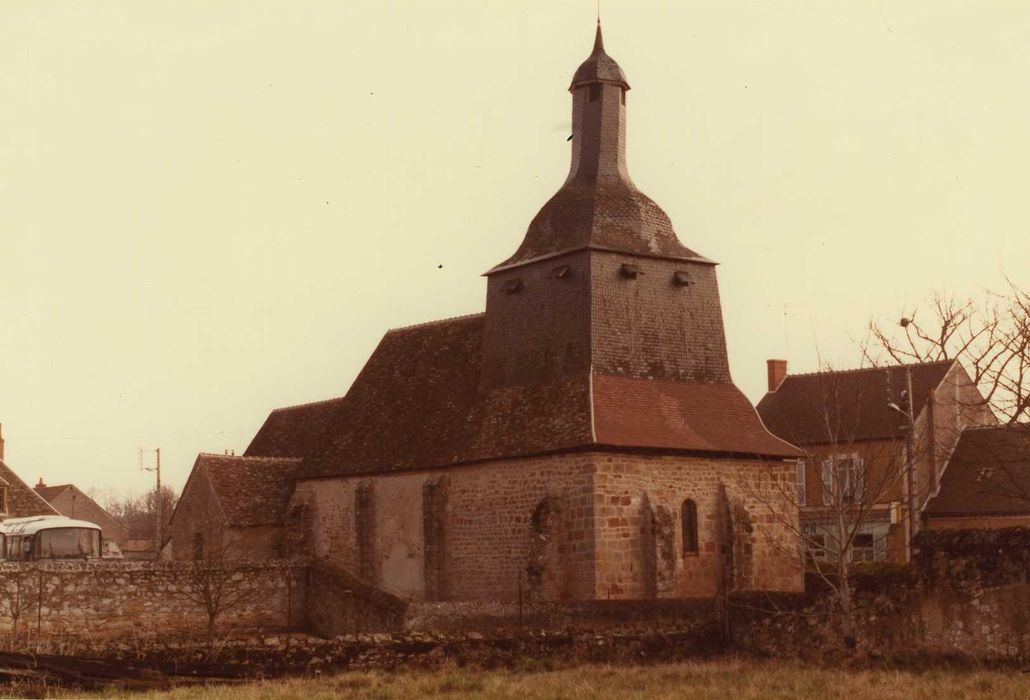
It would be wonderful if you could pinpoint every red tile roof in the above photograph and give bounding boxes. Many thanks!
[34,483,71,502]
[292,314,797,480]
[197,454,302,528]
[0,460,59,519]
[925,425,1030,517]
[593,375,800,457]
[756,361,956,446]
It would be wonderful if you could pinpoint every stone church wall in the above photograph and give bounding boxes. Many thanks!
[592,454,801,599]
[292,452,802,602]
[291,453,597,602]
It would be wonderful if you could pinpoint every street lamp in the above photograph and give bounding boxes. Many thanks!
[887,356,917,563]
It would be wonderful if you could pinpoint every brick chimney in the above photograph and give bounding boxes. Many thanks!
[767,359,788,392]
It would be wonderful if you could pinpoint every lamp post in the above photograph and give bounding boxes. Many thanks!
[887,318,918,562]
[139,447,162,561]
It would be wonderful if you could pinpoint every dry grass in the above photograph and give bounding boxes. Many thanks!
[47,658,1030,700]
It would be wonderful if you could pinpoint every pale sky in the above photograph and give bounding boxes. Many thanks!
[2,1,1028,498]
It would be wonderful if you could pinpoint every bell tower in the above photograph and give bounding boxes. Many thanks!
[481,22,732,395]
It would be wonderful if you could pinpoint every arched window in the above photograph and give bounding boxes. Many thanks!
[681,499,698,556]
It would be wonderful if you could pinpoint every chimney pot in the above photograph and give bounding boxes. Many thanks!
[767,359,788,392]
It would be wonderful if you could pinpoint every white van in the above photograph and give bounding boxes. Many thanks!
[0,515,102,561]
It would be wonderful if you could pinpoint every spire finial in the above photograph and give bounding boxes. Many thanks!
[593,16,604,52]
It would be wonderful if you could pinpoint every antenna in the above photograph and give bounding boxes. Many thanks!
[783,304,790,358]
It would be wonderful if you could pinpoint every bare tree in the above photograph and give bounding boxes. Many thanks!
[102,486,178,541]
[733,369,920,647]
[0,567,40,649]
[862,283,1030,426]
[176,509,257,641]
[862,283,1030,507]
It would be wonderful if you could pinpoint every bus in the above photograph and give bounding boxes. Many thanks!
[0,515,103,561]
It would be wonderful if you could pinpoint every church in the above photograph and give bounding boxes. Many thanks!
[171,23,803,601]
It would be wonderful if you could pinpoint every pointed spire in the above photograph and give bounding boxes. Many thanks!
[593,19,604,53]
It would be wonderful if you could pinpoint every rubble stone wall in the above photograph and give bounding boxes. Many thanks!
[0,559,305,643]
[731,528,1030,662]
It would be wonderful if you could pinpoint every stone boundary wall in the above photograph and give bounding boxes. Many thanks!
[304,560,408,637]
[730,528,1030,662]
[0,560,306,644]
[405,598,716,633]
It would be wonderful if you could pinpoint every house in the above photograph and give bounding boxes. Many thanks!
[924,424,1030,529]
[185,23,807,602]
[0,423,59,521]
[756,359,996,563]
[34,480,129,548]
[168,453,302,560]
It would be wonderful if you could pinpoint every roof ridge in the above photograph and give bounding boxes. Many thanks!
[386,312,485,334]
[198,452,302,462]
[270,396,346,414]
[782,359,954,380]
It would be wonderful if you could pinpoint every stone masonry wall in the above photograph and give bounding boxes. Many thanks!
[592,454,802,598]
[293,451,803,603]
[732,528,1030,662]
[0,560,305,643]
[292,453,597,602]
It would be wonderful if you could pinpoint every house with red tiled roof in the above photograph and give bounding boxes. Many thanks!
[177,24,806,600]
[756,359,997,564]
[33,480,129,548]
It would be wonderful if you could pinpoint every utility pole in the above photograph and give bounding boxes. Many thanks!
[139,447,162,561]
[904,366,917,553]
[888,364,918,563]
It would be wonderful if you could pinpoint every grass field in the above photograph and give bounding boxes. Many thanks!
[50,658,1030,700]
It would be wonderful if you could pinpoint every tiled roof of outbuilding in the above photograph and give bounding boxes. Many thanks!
[197,454,302,528]
[925,425,1030,517]
[756,361,956,446]
[245,396,345,459]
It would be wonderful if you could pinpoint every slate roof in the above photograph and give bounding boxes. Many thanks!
[925,425,1030,517]
[295,314,797,480]
[756,361,956,446]
[196,454,302,528]
[245,397,345,458]
[570,22,629,89]
[0,460,59,519]
[494,181,711,272]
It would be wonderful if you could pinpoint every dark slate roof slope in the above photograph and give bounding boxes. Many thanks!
[245,396,346,458]
[299,314,797,479]
[926,425,1030,517]
[570,23,629,89]
[198,454,302,528]
[494,181,710,271]
[303,313,596,478]
[756,361,956,445]
[0,460,59,518]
